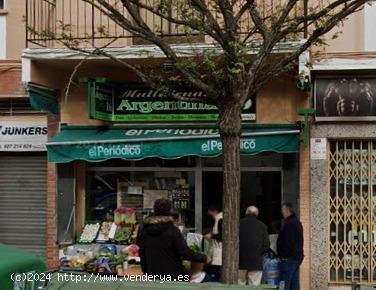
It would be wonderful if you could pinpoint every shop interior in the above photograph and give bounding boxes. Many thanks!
[57,153,298,274]
[202,171,282,234]
[86,170,197,230]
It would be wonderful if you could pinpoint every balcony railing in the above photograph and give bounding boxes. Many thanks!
[26,0,307,48]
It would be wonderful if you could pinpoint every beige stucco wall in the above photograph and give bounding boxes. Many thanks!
[319,10,365,54]
[61,81,307,125]
[258,75,308,123]
[28,60,308,125]
[4,0,25,60]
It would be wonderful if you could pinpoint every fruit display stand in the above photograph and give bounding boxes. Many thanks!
[59,208,140,276]
[59,243,141,272]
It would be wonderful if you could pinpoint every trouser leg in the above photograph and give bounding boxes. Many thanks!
[207,265,221,282]
[280,259,301,290]
[280,260,293,290]
[290,260,301,290]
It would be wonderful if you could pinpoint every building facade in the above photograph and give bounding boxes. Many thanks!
[17,0,376,289]
[310,4,376,289]
[0,0,48,259]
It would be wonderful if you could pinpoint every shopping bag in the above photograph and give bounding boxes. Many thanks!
[211,240,222,266]
[187,233,203,248]
[203,239,213,257]
[263,251,281,286]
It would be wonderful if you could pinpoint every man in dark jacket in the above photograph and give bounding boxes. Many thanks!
[239,206,270,285]
[277,203,304,290]
[137,198,208,279]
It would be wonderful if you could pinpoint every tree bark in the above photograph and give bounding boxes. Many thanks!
[219,102,243,284]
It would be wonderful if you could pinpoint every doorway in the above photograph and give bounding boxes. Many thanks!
[202,171,282,234]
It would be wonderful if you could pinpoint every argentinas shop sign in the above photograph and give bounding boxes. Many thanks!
[85,78,256,122]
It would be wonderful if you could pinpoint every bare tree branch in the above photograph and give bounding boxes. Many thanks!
[67,45,218,104]
[85,0,219,97]
[234,0,255,23]
[270,0,300,35]
[248,2,270,41]
[125,0,225,46]
[217,0,236,39]
[63,58,86,104]
[189,0,228,46]
[251,1,368,95]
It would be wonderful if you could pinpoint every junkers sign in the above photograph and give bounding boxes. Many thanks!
[0,121,48,151]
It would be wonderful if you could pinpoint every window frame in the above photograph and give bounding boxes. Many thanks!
[0,0,5,11]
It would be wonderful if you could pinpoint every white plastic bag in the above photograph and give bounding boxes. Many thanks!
[211,240,222,266]
[186,233,203,247]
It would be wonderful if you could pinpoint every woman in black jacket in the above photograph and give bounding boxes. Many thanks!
[137,198,207,279]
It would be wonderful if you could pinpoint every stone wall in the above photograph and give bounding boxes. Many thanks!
[310,123,376,290]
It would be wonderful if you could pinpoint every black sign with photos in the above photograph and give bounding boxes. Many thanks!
[314,76,376,121]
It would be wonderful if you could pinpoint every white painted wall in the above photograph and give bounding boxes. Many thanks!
[0,15,6,59]
[365,2,376,51]
[21,57,31,83]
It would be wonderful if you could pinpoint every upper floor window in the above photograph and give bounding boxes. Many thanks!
[0,0,4,10]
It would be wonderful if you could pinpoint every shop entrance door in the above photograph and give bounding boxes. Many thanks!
[202,171,282,234]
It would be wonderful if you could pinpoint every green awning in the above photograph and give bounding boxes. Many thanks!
[27,82,59,115]
[47,124,300,163]
[0,244,46,290]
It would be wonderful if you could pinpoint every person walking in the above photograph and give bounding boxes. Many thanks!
[238,206,270,286]
[277,203,304,290]
[137,198,208,279]
[204,204,223,281]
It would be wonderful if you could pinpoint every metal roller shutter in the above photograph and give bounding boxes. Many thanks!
[0,154,47,259]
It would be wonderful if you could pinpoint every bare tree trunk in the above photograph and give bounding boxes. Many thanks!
[219,102,242,284]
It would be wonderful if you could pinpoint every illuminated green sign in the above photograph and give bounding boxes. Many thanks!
[84,78,256,122]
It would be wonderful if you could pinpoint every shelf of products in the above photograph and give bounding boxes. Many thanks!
[63,171,196,275]
[59,243,141,275]
[170,183,191,210]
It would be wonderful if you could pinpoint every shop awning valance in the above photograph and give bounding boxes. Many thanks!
[27,83,59,115]
[47,124,300,163]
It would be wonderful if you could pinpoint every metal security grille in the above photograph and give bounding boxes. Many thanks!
[329,140,376,284]
[0,154,47,259]
[0,98,41,115]
[26,0,307,48]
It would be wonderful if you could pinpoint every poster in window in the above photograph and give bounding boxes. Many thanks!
[314,76,376,121]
